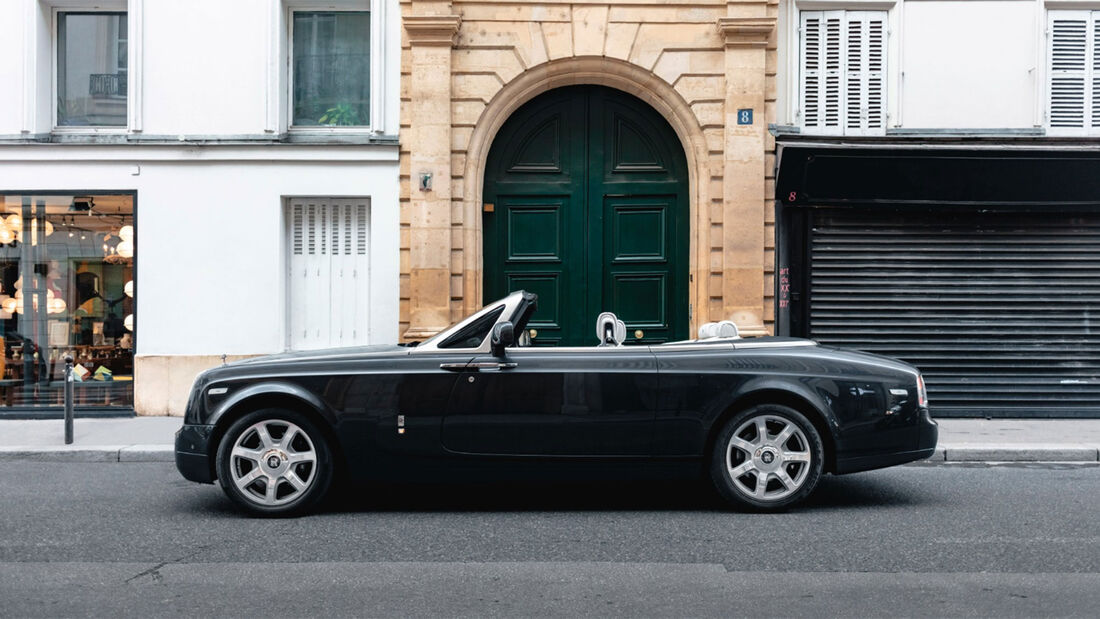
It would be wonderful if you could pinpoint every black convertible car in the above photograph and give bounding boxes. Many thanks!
[176,291,937,516]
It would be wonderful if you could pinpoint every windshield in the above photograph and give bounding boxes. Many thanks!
[416,291,536,351]
[437,305,505,349]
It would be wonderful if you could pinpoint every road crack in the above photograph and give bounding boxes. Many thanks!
[125,546,210,585]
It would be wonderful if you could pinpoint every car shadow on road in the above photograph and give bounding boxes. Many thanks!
[313,472,933,515]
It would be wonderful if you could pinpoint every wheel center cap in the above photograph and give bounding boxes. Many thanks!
[754,446,779,471]
[262,449,287,473]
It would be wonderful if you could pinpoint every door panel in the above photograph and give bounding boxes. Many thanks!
[484,85,688,347]
[441,349,659,456]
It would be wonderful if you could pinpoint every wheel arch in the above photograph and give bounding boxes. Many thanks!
[205,386,345,482]
[705,387,839,473]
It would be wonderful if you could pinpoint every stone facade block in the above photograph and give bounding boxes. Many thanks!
[572,6,610,56]
[400,1,778,340]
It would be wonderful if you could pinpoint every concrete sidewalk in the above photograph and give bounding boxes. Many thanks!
[1,416,1099,464]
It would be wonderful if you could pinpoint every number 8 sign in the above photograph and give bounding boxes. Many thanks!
[737,109,753,125]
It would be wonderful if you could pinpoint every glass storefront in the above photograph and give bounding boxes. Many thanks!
[0,193,134,411]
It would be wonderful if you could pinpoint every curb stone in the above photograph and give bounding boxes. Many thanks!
[942,444,1100,463]
[118,444,175,463]
[0,445,172,463]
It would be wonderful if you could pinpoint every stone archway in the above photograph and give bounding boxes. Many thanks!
[481,84,691,346]
[459,57,712,332]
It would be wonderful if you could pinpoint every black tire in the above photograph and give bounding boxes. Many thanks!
[709,404,825,512]
[215,408,334,517]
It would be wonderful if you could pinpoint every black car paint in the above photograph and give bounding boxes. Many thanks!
[175,334,936,486]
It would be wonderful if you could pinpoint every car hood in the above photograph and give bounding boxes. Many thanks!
[228,344,409,366]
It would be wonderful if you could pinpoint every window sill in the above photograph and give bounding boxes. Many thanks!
[0,133,398,146]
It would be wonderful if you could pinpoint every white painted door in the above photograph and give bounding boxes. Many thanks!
[287,198,370,350]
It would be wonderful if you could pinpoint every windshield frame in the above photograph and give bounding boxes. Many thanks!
[411,291,533,354]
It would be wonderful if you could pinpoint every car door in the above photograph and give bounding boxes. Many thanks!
[440,346,659,456]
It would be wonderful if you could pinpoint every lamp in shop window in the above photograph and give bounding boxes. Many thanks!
[124,280,133,298]
[0,296,15,314]
[123,313,133,332]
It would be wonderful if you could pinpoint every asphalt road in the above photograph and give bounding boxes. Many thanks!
[1,462,1098,617]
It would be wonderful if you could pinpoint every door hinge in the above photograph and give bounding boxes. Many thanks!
[688,303,693,322]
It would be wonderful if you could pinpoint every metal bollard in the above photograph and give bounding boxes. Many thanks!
[64,355,74,445]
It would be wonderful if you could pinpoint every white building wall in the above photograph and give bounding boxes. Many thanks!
[900,1,1038,129]
[0,0,401,415]
[0,149,400,355]
[141,0,272,135]
[779,0,1062,131]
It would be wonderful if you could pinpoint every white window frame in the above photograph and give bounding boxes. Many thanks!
[49,0,135,134]
[1045,8,1100,135]
[285,0,384,134]
[796,7,890,136]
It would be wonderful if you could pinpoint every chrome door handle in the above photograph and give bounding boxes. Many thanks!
[469,362,517,370]
[439,362,517,371]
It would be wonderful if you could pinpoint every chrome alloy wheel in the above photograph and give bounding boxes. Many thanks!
[725,414,812,502]
[229,420,317,507]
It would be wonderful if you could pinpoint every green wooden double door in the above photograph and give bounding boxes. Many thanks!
[483,86,689,347]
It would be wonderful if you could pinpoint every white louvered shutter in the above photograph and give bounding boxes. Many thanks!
[1048,12,1091,132]
[287,198,371,351]
[844,12,886,134]
[800,11,886,136]
[801,11,843,134]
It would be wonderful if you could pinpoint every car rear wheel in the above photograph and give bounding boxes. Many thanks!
[215,409,333,517]
[710,405,824,511]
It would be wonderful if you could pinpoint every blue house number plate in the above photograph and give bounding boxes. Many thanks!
[737,109,753,125]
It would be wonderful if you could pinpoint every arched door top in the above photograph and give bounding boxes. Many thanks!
[483,85,689,347]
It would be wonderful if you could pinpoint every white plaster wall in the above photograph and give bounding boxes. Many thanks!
[141,0,270,135]
[900,1,1038,129]
[0,147,400,355]
[0,0,399,136]
[0,2,25,134]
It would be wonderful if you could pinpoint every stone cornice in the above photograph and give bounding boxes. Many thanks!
[716,16,776,48]
[403,14,461,46]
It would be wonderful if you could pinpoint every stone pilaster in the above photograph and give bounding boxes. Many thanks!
[718,7,775,336]
[402,10,460,339]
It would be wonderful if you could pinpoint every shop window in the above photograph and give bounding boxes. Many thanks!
[286,198,370,350]
[0,194,134,410]
[1047,11,1100,134]
[57,11,128,127]
[290,10,370,127]
[799,10,886,136]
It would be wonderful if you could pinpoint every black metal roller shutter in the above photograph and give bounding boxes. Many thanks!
[809,209,1100,418]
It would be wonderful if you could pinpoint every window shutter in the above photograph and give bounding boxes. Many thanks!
[844,12,886,134]
[1092,13,1100,130]
[800,12,823,130]
[1049,12,1090,130]
[287,198,371,350]
[801,11,885,135]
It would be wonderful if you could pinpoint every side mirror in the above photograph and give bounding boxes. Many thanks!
[490,321,514,357]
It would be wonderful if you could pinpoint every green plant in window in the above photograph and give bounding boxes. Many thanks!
[318,103,361,126]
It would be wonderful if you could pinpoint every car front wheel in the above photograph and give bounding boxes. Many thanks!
[215,409,334,517]
[710,405,824,511]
